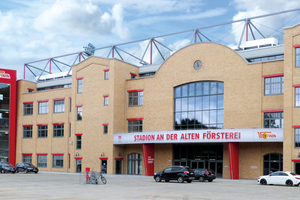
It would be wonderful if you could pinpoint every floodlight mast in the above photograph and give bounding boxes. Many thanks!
[23,8,300,81]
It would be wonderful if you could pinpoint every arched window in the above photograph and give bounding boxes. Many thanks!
[174,81,224,130]
[263,153,283,175]
[127,153,142,175]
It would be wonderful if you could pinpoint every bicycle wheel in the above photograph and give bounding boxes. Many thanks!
[101,176,107,184]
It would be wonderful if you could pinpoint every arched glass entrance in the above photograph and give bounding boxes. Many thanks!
[263,153,283,175]
[127,153,142,175]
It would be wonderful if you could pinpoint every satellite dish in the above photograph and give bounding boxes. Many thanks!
[83,43,95,56]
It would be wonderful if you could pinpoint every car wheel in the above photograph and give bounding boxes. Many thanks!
[178,176,184,183]
[208,180,213,182]
[1,169,5,173]
[286,180,293,187]
[199,177,205,182]
[187,180,192,183]
[155,176,161,182]
[35,171,38,174]
[165,180,169,182]
[260,179,267,185]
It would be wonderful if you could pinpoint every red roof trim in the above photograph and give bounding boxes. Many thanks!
[293,44,300,48]
[103,69,110,71]
[99,157,108,160]
[76,105,83,107]
[37,100,49,103]
[130,72,137,76]
[115,158,124,160]
[127,118,144,121]
[127,89,144,93]
[103,95,109,97]
[102,123,109,126]
[262,109,283,113]
[76,77,84,80]
[292,159,300,162]
[52,153,64,156]
[75,133,83,136]
[262,73,284,78]
[293,125,300,128]
[36,153,48,155]
[293,84,300,88]
[23,101,33,104]
[53,98,65,101]
[68,122,71,124]
[27,88,34,91]
[22,153,32,155]
[22,124,33,127]
[37,124,48,126]
[74,157,83,159]
[52,123,65,125]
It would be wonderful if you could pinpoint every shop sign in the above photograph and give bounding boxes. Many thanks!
[113,128,283,144]
[0,71,11,79]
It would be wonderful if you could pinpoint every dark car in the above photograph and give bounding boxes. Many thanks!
[0,162,16,174]
[15,163,39,173]
[193,168,216,182]
[154,166,195,183]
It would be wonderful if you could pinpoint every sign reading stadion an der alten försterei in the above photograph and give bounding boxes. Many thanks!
[113,129,283,144]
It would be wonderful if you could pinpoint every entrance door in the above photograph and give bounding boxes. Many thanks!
[116,160,122,174]
[209,161,216,173]
[101,160,107,174]
[76,159,82,173]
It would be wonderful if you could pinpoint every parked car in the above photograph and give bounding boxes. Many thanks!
[153,166,195,183]
[0,162,16,173]
[15,163,39,173]
[257,171,300,186]
[193,168,216,182]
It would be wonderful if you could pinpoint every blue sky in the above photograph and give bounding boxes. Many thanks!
[1,0,300,79]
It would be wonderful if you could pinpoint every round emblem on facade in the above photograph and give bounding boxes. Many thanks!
[193,60,202,70]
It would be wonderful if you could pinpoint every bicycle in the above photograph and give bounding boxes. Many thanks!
[88,171,107,185]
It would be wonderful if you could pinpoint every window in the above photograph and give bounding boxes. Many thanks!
[296,87,300,107]
[128,153,142,175]
[295,128,300,148]
[69,123,71,137]
[104,70,109,80]
[128,120,143,133]
[37,155,47,167]
[77,79,83,93]
[38,101,48,114]
[174,82,224,130]
[296,47,300,68]
[104,96,108,106]
[264,76,284,95]
[76,135,81,150]
[23,155,32,163]
[264,112,283,128]
[103,125,108,134]
[53,124,64,137]
[53,155,63,168]
[38,125,48,138]
[23,103,33,115]
[77,107,82,121]
[69,98,72,112]
[128,91,143,106]
[23,126,33,138]
[54,100,64,113]
[263,153,283,175]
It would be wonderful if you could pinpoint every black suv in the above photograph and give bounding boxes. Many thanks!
[0,162,16,173]
[15,163,39,173]
[193,168,216,182]
[154,166,195,183]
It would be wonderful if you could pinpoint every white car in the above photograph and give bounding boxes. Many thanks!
[257,171,300,186]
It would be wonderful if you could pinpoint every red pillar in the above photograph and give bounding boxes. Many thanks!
[228,142,239,179]
[142,143,155,176]
[246,21,249,42]
[112,47,114,58]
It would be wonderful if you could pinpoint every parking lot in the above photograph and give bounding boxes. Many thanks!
[0,172,300,199]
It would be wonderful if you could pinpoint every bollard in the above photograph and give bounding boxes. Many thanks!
[86,167,90,184]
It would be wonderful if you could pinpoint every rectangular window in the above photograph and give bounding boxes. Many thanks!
[129,91,143,106]
[53,124,64,137]
[23,126,33,138]
[77,107,82,121]
[38,125,48,138]
[296,87,300,107]
[77,79,83,93]
[264,76,284,95]
[295,128,300,148]
[53,155,63,168]
[103,125,108,134]
[264,112,283,128]
[69,123,71,137]
[76,135,81,150]
[104,96,108,106]
[54,100,65,113]
[296,47,300,68]
[70,98,72,112]
[37,155,47,167]
[104,71,109,80]
[38,101,48,114]
[128,120,143,133]
[68,154,70,168]
[24,103,33,115]
[23,155,32,163]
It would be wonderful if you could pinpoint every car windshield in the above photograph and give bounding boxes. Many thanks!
[290,172,299,176]
[2,163,13,167]
[25,163,35,167]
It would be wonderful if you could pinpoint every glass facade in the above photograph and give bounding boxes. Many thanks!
[0,83,10,162]
[174,81,224,130]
